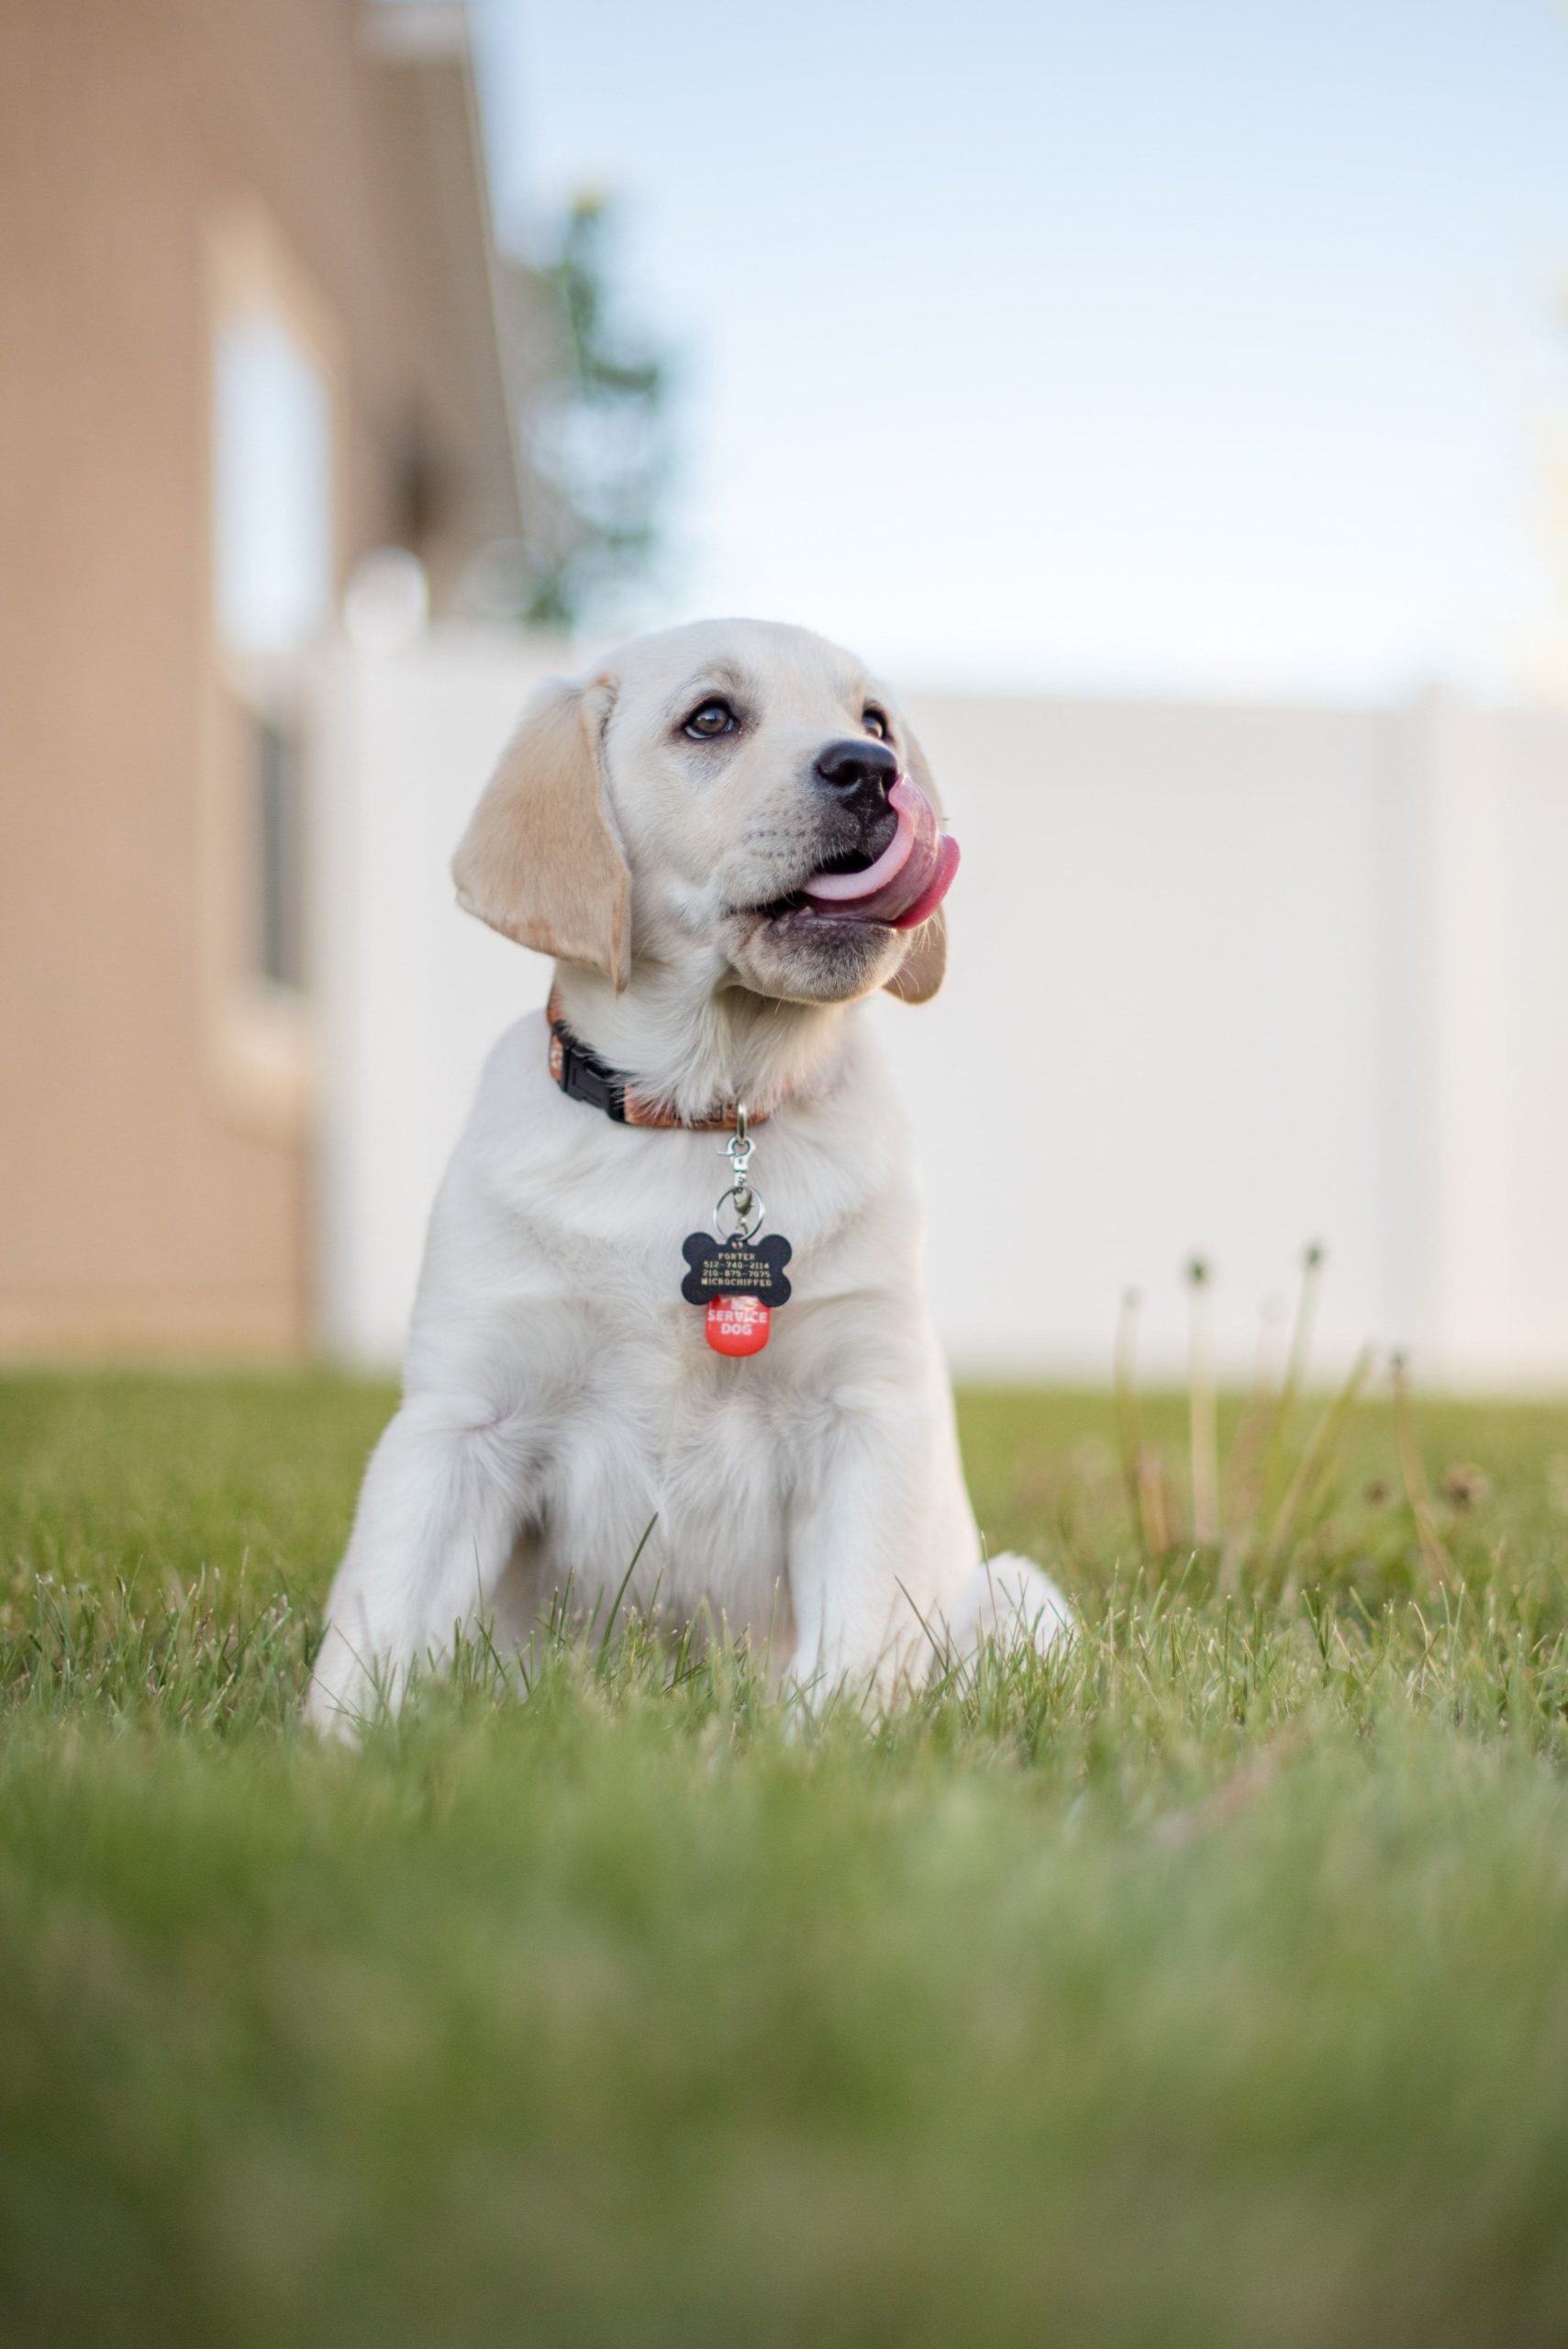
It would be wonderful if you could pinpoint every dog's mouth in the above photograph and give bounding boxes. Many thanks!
[745,775,961,932]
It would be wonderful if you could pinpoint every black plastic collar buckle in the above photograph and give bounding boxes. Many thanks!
[551,1013,628,1122]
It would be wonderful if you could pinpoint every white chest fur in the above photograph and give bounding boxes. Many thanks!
[307,1006,1045,1727]
[414,1014,937,1643]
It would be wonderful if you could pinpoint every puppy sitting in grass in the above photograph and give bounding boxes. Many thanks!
[308,619,1069,1729]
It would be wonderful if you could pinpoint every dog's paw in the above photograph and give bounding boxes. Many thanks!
[930,1553,1075,1675]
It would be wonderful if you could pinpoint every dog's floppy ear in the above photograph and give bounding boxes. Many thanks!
[883,714,949,1006]
[452,674,630,988]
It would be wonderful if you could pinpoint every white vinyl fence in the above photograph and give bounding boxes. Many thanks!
[309,632,1568,1388]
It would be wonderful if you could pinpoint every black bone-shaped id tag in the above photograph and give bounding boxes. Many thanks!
[682,1103,793,1356]
[680,1232,793,1357]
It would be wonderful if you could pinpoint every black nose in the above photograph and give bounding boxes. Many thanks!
[813,737,897,818]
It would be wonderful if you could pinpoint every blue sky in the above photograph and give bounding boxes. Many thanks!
[471,0,1568,698]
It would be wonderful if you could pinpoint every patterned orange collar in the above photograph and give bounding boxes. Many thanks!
[546,989,770,1131]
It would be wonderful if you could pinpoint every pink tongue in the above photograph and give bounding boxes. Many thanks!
[800,775,959,927]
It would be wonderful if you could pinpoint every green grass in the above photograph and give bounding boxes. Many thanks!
[5,1372,1568,2346]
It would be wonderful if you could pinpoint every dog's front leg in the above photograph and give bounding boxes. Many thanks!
[784,1397,951,1715]
[306,1391,536,1732]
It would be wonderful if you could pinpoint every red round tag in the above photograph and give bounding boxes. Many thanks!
[705,1294,772,1356]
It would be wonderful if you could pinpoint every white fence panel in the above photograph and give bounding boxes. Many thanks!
[310,636,1568,1387]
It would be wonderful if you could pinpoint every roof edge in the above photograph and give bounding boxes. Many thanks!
[360,4,470,63]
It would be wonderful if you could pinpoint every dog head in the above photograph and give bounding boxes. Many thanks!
[452,618,951,1008]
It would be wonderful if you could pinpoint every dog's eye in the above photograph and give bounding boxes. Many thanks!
[684,697,737,740]
[862,707,889,740]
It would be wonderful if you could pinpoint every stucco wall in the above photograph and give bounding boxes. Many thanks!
[0,0,498,1353]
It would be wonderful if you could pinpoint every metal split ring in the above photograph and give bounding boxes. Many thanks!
[714,1180,765,1243]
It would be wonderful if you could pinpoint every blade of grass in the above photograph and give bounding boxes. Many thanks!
[1217,1297,1286,1593]
[1258,1241,1324,1522]
[594,1513,661,1675]
[1115,1289,1172,1556]
[1115,1287,1146,1551]
[1186,1256,1219,1548]
[1391,1353,1456,1587]
[1266,1344,1376,1601]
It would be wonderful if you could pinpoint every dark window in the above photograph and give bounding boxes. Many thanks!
[254,707,305,991]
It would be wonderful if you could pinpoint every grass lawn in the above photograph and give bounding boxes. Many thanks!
[5,1370,1568,2346]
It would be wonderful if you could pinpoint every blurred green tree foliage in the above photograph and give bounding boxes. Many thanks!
[482,195,671,632]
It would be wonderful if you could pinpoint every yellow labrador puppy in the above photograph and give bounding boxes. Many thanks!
[308,618,1069,1728]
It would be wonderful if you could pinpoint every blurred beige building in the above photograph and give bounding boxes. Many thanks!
[0,0,519,1354]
